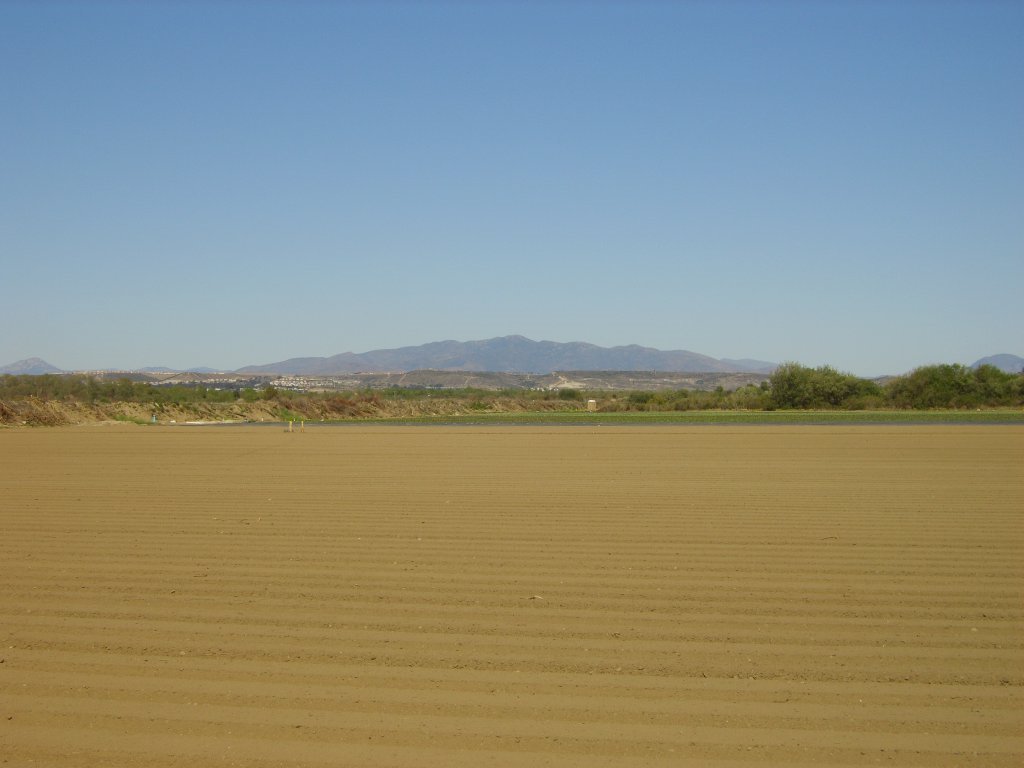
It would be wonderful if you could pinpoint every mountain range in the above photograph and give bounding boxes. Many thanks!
[2,339,1022,377]
[236,336,778,375]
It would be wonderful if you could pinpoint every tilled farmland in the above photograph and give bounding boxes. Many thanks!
[1,425,1022,766]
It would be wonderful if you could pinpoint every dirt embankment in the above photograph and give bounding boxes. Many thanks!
[0,395,579,426]
[0,398,274,426]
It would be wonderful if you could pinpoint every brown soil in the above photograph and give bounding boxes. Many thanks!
[1,425,1022,766]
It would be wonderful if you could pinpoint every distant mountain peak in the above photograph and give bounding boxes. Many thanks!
[0,357,64,375]
[971,353,1024,373]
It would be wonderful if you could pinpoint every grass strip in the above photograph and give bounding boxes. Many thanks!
[348,409,1024,426]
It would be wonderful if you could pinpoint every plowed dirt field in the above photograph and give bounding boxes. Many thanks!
[2,425,1022,766]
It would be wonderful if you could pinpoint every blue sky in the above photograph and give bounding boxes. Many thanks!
[2,0,1021,376]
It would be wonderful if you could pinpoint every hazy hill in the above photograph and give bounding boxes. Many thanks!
[971,354,1024,374]
[138,366,221,374]
[0,357,63,375]
[237,336,778,375]
[719,358,778,374]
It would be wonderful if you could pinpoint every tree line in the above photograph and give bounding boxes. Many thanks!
[764,362,1022,410]
[0,375,240,405]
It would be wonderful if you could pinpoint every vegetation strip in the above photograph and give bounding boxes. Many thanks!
[2,361,1022,426]
[357,410,1024,425]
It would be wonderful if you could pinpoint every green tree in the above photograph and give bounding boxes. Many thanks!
[886,364,1023,409]
[769,362,879,409]
[768,362,815,409]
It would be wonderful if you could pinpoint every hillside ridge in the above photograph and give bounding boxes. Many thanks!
[238,335,777,375]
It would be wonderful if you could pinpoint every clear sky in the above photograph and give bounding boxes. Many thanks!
[2,0,1021,376]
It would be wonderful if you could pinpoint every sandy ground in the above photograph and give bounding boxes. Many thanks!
[1,425,1021,766]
